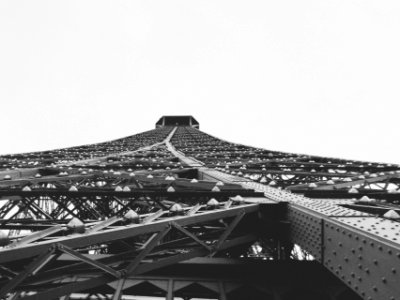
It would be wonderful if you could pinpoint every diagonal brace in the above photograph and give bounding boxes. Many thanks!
[10,225,64,248]
[112,278,126,300]
[212,210,246,253]
[142,209,165,224]
[0,265,17,278]
[125,225,171,275]
[171,222,211,251]
[88,216,122,233]
[57,244,121,278]
[186,204,201,216]
[0,246,55,298]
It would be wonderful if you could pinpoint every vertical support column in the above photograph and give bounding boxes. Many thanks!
[166,279,173,300]
[277,240,282,260]
[219,281,227,300]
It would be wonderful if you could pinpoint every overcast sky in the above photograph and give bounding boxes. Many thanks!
[0,1,399,164]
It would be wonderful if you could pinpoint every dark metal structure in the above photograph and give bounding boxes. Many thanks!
[156,116,199,129]
[0,116,399,300]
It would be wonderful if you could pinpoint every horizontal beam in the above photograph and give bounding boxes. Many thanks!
[288,173,400,191]
[17,235,257,300]
[17,259,360,300]
[192,166,400,300]
[0,204,259,264]
[0,190,263,198]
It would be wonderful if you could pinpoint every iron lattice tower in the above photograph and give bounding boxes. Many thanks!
[0,116,399,300]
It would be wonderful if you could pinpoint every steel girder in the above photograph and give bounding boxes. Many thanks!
[17,259,360,300]
[171,126,399,190]
[0,202,263,299]
[0,121,399,299]
[222,179,400,300]
[168,127,400,300]
[0,128,174,171]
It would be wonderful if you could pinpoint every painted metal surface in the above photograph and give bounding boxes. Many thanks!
[0,119,399,299]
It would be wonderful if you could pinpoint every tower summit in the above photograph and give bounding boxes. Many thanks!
[155,115,199,129]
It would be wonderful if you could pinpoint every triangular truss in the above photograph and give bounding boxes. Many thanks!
[0,118,399,300]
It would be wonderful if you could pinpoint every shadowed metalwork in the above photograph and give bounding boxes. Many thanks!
[0,117,398,300]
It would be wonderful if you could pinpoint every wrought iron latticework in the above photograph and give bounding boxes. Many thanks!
[0,117,399,300]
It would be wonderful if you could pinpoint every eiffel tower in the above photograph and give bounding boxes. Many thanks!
[0,115,399,300]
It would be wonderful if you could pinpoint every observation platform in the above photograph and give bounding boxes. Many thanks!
[156,115,199,129]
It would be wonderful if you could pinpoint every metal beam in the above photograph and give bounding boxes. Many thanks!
[125,226,171,274]
[0,204,259,264]
[57,244,121,278]
[0,247,55,298]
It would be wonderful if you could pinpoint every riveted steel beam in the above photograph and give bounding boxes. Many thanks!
[0,204,259,263]
[0,121,399,300]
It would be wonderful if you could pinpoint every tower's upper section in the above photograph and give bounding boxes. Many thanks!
[155,115,199,129]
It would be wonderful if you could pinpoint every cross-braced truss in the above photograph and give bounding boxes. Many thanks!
[0,119,399,300]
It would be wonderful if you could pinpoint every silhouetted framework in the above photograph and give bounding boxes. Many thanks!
[0,117,399,300]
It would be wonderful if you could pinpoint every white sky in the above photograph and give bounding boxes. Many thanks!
[0,1,400,164]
